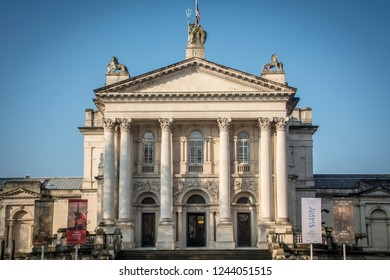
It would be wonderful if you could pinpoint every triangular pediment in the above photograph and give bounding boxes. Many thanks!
[95,58,295,96]
[0,188,42,200]
[359,187,390,197]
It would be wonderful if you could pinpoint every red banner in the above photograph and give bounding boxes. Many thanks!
[66,199,88,245]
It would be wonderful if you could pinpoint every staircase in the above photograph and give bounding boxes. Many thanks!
[115,249,272,260]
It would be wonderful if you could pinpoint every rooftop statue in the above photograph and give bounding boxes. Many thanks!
[262,54,284,72]
[188,23,207,45]
[106,56,129,74]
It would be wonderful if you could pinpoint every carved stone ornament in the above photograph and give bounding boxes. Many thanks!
[233,179,258,195]
[188,23,207,45]
[103,118,116,131]
[217,117,231,131]
[173,179,219,203]
[262,54,284,73]
[134,180,160,197]
[158,117,173,131]
[258,117,271,131]
[119,118,133,132]
[274,117,289,130]
[106,56,129,74]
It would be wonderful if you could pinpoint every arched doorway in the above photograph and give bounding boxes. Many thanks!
[140,197,157,247]
[186,194,207,247]
[8,210,33,254]
[233,195,256,247]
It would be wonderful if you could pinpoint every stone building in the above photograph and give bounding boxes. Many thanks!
[1,15,389,259]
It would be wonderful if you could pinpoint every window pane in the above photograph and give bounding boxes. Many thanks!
[189,130,203,165]
[237,132,249,164]
[143,132,154,165]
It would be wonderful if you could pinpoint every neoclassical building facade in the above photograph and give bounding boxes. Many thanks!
[76,24,317,250]
[1,18,389,258]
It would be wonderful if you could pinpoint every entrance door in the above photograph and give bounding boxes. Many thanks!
[187,213,206,247]
[237,213,251,247]
[142,213,155,247]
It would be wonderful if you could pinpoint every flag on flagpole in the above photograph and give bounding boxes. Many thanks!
[196,0,201,23]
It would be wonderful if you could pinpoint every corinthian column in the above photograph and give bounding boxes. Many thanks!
[258,117,272,222]
[156,117,175,249]
[217,117,232,222]
[275,117,289,223]
[216,117,235,249]
[118,118,133,223]
[102,118,116,225]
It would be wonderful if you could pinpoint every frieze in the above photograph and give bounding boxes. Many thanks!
[133,180,160,196]
[97,92,291,103]
[173,179,219,203]
[232,179,258,196]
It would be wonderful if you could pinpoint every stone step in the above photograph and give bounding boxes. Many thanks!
[115,249,272,260]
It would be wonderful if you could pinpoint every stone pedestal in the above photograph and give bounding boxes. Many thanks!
[216,222,235,249]
[261,71,285,84]
[116,222,135,250]
[257,222,274,249]
[105,72,130,85]
[186,44,205,59]
[156,222,175,250]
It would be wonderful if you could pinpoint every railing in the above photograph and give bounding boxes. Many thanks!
[142,165,154,173]
[237,164,250,173]
[188,165,203,173]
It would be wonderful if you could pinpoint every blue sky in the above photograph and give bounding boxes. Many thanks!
[0,0,389,177]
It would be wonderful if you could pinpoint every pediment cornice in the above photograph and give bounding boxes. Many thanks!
[94,58,296,98]
[358,186,390,197]
[0,188,42,200]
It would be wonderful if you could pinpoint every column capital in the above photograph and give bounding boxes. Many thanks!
[159,117,173,132]
[119,118,133,132]
[103,118,116,132]
[217,117,231,131]
[258,117,271,131]
[274,117,289,131]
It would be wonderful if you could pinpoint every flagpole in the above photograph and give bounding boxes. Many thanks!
[310,244,313,260]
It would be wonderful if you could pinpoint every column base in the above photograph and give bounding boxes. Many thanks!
[156,222,175,250]
[116,222,135,250]
[257,221,275,249]
[216,222,235,249]
[275,217,290,224]
[101,219,116,226]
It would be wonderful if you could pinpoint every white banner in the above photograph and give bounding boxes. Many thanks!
[301,198,322,244]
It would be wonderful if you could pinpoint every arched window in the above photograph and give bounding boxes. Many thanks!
[189,130,203,172]
[237,197,250,204]
[141,197,156,205]
[143,132,154,172]
[237,131,250,164]
[187,194,206,204]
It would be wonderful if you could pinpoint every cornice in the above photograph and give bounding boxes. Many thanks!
[94,58,296,95]
[0,188,42,200]
[97,91,292,103]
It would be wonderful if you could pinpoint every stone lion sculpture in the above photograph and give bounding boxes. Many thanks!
[262,54,284,72]
[106,56,128,74]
